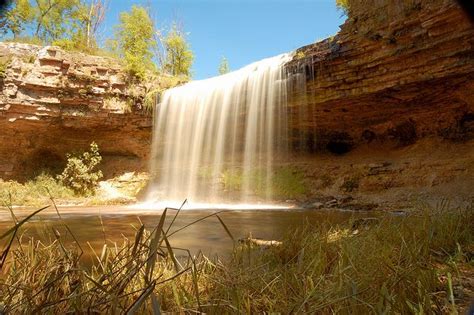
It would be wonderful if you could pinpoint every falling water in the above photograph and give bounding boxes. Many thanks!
[146,53,293,208]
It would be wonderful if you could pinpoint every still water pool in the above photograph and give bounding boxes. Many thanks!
[0,205,371,260]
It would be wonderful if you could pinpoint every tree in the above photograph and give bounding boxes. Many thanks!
[33,0,84,42]
[84,0,108,49]
[113,5,156,80]
[162,24,193,78]
[0,0,105,50]
[1,0,34,38]
[218,56,230,75]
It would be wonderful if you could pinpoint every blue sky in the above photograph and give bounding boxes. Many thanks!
[105,0,346,79]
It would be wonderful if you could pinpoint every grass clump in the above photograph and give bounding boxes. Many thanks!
[0,203,472,313]
[0,174,75,207]
[0,142,104,207]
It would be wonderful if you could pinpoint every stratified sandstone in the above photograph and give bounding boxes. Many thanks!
[287,0,474,152]
[0,43,168,179]
[0,0,473,182]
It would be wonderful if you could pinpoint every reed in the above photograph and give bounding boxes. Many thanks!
[0,201,472,313]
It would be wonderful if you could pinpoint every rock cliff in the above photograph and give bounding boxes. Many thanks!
[0,43,164,179]
[287,0,474,153]
[0,0,473,182]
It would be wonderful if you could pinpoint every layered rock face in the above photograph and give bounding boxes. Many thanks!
[0,43,154,179]
[287,0,474,152]
[0,0,472,182]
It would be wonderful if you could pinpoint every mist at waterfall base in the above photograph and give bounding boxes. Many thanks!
[143,53,301,210]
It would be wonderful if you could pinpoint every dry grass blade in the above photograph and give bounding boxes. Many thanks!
[0,227,18,269]
[161,229,181,272]
[151,293,161,315]
[191,256,202,312]
[165,199,187,236]
[47,189,84,260]
[132,224,145,256]
[216,214,235,243]
[0,205,49,240]
[125,280,156,315]
[3,194,18,224]
[0,203,471,313]
[145,208,167,283]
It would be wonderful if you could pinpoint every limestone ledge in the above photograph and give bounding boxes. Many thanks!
[0,42,154,179]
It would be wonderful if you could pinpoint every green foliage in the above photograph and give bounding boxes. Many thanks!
[336,0,350,14]
[57,142,103,195]
[218,56,229,75]
[221,167,307,199]
[163,25,194,78]
[0,174,75,207]
[2,0,85,42]
[1,0,35,37]
[295,51,305,60]
[113,5,156,81]
[3,36,44,45]
[35,0,86,42]
[143,87,161,112]
[1,0,106,54]
[0,58,10,79]
[52,32,96,54]
[272,167,307,198]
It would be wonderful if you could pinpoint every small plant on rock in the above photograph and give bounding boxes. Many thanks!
[57,142,103,195]
[340,175,360,192]
[0,58,10,80]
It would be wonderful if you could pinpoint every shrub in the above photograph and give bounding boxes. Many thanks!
[57,142,103,195]
[336,0,350,14]
[0,58,10,80]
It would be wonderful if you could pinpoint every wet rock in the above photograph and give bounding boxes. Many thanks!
[239,236,282,248]
[325,199,338,208]
[389,210,408,216]
[337,195,354,204]
[312,202,324,209]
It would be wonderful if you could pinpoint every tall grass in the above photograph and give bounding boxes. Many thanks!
[0,174,75,207]
[0,201,472,313]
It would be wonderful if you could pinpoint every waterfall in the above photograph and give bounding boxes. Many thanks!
[146,53,293,208]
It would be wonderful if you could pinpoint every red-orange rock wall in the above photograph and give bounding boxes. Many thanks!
[0,43,153,179]
[286,0,474,152]
[1,0,473,180]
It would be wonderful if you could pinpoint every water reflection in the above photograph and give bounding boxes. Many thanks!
[0,206,369,261]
